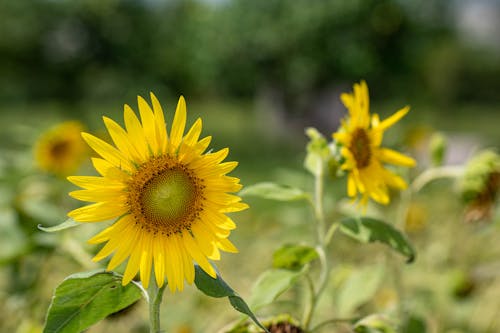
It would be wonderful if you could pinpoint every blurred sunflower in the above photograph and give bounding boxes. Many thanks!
[34,121,87,176]
[333,81,416,205]
[68,94,246,292]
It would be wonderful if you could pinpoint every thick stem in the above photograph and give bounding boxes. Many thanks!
[147,279,166,333]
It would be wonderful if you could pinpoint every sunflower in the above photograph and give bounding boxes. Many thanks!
[333,81,416,205]
[67,94,247,292]
[35,121,88,176]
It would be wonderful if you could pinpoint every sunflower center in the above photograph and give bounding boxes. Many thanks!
[128,157,205,236]
[50,140,70,159]
[349,128,372,168]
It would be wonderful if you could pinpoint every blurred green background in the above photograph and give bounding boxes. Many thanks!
[0,0,499,332]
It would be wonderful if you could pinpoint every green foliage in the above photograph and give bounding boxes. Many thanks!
[339,217,416,262]
[353,314,396,333]
[193,265,269,333]
[240,182,310,202]
[304,127,332,177]
[38,218,80,233]
[429,132,447,167]
[249,268,304,310]
[401,314,427,333]
[272,244,318,270]
[43,270,143,333]
[336,265,385,317]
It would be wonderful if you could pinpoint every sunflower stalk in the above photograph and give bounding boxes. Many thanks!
[147,278,166,333]
[303,159,332,330]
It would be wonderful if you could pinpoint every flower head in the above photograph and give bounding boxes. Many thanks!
[333,81,416,206]
[68,94,247,292]
[35,121,88,176]
[460,150,500,223]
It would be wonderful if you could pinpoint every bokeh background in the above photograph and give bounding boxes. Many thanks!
[0,0,499,332]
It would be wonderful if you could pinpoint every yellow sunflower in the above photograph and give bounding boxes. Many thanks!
[67,94,247,292]
[333,81,416,205]
[35,121,88,176]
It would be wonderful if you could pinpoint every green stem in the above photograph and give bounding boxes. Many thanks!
[410,165,463,193]
[147,279,166,333]
[303,163,332,331]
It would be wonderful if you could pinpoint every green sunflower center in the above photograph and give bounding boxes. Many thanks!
[350,128,372,168]
[142,170,195,222]
[128,157,205,236]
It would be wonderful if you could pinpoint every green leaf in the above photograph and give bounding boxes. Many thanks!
[240,182,310,201]
[249,268,304,310]
[43,270,143,333]
[402,314,427,333]
[353,314,397,333]
[336,265,384,317]
[339,217,416,263]
[194,265,269,333]
[273,244,318,270]
[38,218,80,233]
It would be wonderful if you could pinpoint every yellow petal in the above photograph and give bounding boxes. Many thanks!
[124,104,148,161]
[91,158,130,182]
[138,95,158,155]
[69,188,126,203]
[153,237,166,288]
[216,237,238,253]
[107,225,139,271]
[183,118,202,147]
[181,230,216,278]
[150,92,168,155]
[67,175,125,190]
[191,223,220,260]
[378,106,410,131]
[169,96,187,153]
[139,235,153,289]
[347,173,357,197]
[221,202,249,213]
[177,239,194,284]
[377,148,416,167]
[103,117,141,162]
[81,132,134,172]
[68,202,127,222]
[122,233,142,285]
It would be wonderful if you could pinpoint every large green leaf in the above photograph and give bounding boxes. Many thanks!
[38,218,80,233]
[272,244,318,270]
[249,268,304,310]
[339,217,416,263]
[336,265,385,317]
[43,270,143,333]
[239,182,310,201]
[194,265,269,333]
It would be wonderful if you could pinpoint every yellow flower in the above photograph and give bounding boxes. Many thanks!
[67,94,247,292]
[333,81,416,205]
[35,121,88,176]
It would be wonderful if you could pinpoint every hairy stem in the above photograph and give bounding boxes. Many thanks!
[147,279,166,333]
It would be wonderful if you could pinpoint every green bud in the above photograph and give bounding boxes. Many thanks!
[429,132,447,166]
[304,127,330,176]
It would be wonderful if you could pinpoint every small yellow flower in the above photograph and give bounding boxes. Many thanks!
[34,121,87,176]
[333,81,416,205]
[67,94,247,292]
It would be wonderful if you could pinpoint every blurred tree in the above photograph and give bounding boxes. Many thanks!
[0,0,498,111]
